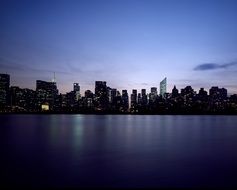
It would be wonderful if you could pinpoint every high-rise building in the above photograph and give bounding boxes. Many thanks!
[73,83,81,101]
[0,74,10,107]
[199,88,207,97]
[198,88,208,101]
[149,87,157,103]
[141,89,148,106]
[121,90,129,112]
[171,85,179,97]
[36,80,58,111]
[73,83,80,92]
[209,87,227,100]
[138,93,142,105]
[181,86,195,97]
[131,89,138,111]
[95,81,109,110]
[160,77,167,97]
[151,87,157,95]
[110,88,117,104]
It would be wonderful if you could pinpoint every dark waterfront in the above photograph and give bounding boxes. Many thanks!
[1,115,237,188]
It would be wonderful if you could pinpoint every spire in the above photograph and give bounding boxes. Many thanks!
[52,72,56,83]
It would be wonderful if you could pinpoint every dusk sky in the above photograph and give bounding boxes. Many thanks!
[1,0,237,94]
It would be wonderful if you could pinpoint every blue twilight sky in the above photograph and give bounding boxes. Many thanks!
[1,0,237,94]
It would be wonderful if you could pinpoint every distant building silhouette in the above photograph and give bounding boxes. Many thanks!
[95,81,108,111]
[2,73,237,114]
[141,89,148,108]
[149,87,157,104]
[209,87,227,100]
[171,85,179,98]
[0,74,10,107]
[121,90,129,112]
[131,89,138,112]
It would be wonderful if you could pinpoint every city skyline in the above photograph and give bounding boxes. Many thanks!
[1,72,236,97]
[2,72,237,114]
[1,0,237,94]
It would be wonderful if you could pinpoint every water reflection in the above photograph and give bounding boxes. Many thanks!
[1,115,237,188]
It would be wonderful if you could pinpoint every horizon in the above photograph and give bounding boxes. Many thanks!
[2,72,236,96]
[1,0,237,94]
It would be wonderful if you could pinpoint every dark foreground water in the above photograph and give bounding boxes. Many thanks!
[1,115,237,188]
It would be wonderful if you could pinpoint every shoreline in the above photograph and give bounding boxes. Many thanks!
[1,112,237,115]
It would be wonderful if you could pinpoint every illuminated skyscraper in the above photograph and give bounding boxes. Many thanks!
[160,77,167,97]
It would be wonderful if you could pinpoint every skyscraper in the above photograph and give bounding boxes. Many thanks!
[95,81,109,110]
[73,83,81,101]
[209,87,227,100]
[141,89,148,106]
[150,87,157,102]
[0,74,10,107]
[160,77,167,98]
[130,89,138,111]
[121,90,129,112]
[172,85,179,97]
[36,80,58,111]
[151,87,157,96]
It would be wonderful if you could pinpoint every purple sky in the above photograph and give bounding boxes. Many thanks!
[1,0,237,95]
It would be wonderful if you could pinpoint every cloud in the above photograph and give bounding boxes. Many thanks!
[0,57,70,75]
[194,62,237,71]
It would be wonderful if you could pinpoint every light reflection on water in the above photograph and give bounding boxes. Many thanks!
[1,115,237,188]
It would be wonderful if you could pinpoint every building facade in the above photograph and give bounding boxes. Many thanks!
[160,77,167,98]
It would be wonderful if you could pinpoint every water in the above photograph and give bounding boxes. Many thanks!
[1,115,237,188]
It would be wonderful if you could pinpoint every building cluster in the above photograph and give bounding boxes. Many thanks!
[1,73,237,114]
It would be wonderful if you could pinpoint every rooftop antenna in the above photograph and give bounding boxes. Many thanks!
[52,72,56,83]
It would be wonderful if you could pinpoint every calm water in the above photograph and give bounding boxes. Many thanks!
[1,115,237,188]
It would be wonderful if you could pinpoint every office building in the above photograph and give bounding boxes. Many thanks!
[160,77,167,98]
[95,81,109,110]
[171,85,179,97]
[121,90,129,112]
[131,89,138,111]
[141,89,148,106]
[36,80,58,111]
[209,87,227,100]
[73,83,81,101]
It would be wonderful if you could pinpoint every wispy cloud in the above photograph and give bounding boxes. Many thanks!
[194,62,237,71]
[0,57,71,75]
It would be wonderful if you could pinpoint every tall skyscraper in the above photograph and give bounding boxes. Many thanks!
[150,87,157,102]
[121,90,129,112]
[160,77,167,97]
[131,89,138,112]
[110,88,117,104]
[141,89,148,106]
[0,74,10,107]
[73,83,81,101]
[95,81,108,110]
[36,80,58,111]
